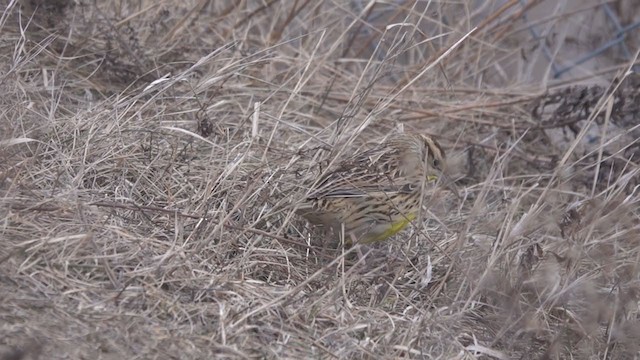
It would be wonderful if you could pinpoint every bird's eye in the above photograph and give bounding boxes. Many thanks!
[432,158,440,168]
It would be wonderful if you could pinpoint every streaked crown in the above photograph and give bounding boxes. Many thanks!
[385,134,446,182]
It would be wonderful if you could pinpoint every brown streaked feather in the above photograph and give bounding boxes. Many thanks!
[297,133,447,244]
[307,134,434,199]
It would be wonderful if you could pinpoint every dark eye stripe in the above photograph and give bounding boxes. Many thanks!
[420,136,445,171]
[424,137,445,159]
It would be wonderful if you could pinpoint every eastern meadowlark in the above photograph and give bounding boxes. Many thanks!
[297,133,452,245]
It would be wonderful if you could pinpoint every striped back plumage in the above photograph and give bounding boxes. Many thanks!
[298,133,447,244]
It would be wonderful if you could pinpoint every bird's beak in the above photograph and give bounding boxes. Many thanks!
[440,173,460,199]
[426,174,460,199]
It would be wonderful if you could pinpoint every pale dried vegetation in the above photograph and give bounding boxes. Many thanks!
[1,0,640,359]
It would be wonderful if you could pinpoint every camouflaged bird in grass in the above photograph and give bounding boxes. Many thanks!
[296,133,453,245]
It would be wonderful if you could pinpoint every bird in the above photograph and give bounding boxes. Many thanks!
[296,133,452,246]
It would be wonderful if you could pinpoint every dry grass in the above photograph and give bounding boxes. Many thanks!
[1,1,640,359]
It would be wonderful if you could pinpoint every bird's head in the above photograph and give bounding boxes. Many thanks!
[403,134,458,197]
